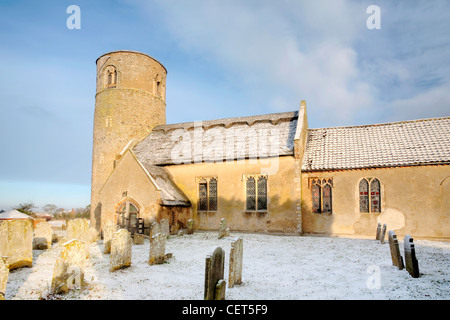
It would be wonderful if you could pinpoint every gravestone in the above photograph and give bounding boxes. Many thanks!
[89,227,99,243]
[204,246,225,300]
[388,231,404,270]
[218,218,230,239]
[229,237,243,288]
[404,235,419,278]
[67,219,91,243]
[33,221,53,250]
[133,233,145,245]
[375,223,381,240]
[380,224,387,244]
[0,257,8,300]
[110,229,132,272]
[103,223,118,254]
[160,219,170,237]
[51,239,87,294]
[215,279,226,300]
[0,219,33,270]
[150,221,160,238]
[149,233,166,265]
[187,219,194,234]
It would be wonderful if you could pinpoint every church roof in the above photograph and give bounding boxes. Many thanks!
[0,209,34,220]
[302,117,450,171]
[134,111,298,165]
[141,162,191,207]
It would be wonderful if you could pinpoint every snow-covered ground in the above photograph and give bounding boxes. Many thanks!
[5,231,450,300]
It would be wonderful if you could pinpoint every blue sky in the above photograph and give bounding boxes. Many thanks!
[0,0,449,211]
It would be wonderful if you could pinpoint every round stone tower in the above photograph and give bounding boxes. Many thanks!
[90,50,167,229]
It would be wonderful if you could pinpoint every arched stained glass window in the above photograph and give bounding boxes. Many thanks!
[322,184,332,213]
[359,179,369,212]
[257,176,268,211]
[246,177,256,211]
[312,183,321,213]
[370,178,381,213]
[198,179,208,211]
[208,178,218,211]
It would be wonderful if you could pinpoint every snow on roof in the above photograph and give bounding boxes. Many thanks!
[0,209,34,220]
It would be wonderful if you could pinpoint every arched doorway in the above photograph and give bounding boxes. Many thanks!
[116,199,142,234]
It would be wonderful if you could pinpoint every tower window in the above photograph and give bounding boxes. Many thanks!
[105,66,117,87]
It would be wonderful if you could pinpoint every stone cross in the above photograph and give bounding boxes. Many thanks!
[228,237,243,288]
[380,224,387,244]
[204,246,225,300]
[404,235,420,278]
[51,239,87,294]
[33,221,53,250]
[110,229,132,272]
[375,223,381,240]
[102,223,118,254]
[0,257,9,300]
[0,219,33,270]
[149,233,166,265]
[150,221,161,238]
[388,230,404,270]
[187,219,194,234]
[218,218,230,239]
[160,219,170,237]
[67,219,91,243]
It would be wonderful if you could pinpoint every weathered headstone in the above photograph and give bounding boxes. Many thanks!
[33,221,53,250]
[204,246,225,300]
[0,257,8,300]
[67,219,91,243]
[215,279,226,300]
[51,239,87,294]
[150,221,160,238]
[404,235,420,278]
[0,219,33,270]
[229,237,243,288]
[380,224,387,244]
[388,231,404,270]
[149,233,166,265]
[133,233,145,245]
[160,219,170,237]
[103,223,118,254]
[89,227,99,243]
[110,229,132,272]
[218,218,230,239]
[187,219,194,234]
[375,223,381,240]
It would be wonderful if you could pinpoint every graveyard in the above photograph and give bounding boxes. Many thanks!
[1,218,449,300]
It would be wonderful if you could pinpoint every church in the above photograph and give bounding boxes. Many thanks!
[90,50,450,240]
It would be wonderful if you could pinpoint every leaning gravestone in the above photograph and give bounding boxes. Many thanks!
[110,229,132,272]
[0,257,9,300]
[160,219,170,237]
[33,221,53,250]
[150,221,161,238]
[103,223,118,254]
[375,223,382,240]
[404,235,420,278]
[204,246,225,300]
[229,237,243,288]
[51,239,87,294]
[149,233,166,265]
[388,230,404,270]
[187,219,194,234]
[0,219,33,270]
[380,224,387,244]
[218,218,230,239]
[67,219,91,243]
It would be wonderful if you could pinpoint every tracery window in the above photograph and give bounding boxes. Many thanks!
[359,178,381,213]
[116,200,139,229]
[198,177,218,212]
[245,175,268,212]
[310,178,333,214]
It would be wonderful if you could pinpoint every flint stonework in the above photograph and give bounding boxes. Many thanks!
[103,223,118,254]
[0,219,33,270]
[51,239,87,294]
[33,221,53,250]
[404,235,420,278]
[110,229,132,272]
[218,218,230,239]
[388,231,404,270]
[149,233,166,265]
[204,246,225,300]
[229,237,243,288]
